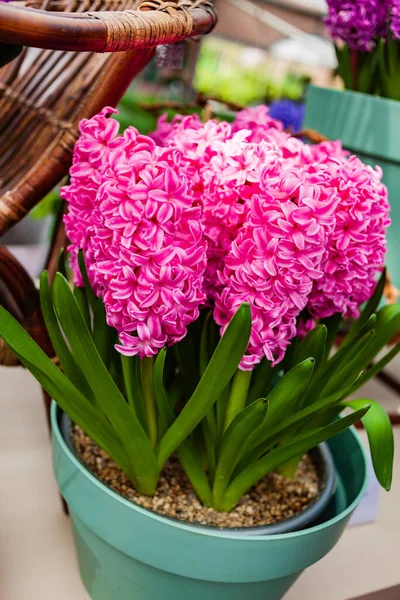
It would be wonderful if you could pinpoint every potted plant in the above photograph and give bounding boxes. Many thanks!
[0,106,398,600]
[304,0,400,287]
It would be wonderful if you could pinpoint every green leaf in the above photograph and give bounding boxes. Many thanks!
[340,311,377,353]
[357,49,380,95]
[365,304,400,359]
[282,335,300,372]
[199,312,215,377]
[213,398,268,507]
[121,354,147,429]
[215,384,231,442]
[237,358,315,464]
[140,356,158,447]
[345,399,394,490]
[247,359,277,404]
[74,286,91,329]
[221,406,370,511]
[177,440,213,506]
[173,329,199,400]
[323,305,400,398]
[264,358,315,426]
[336,44,353,90]
[78,250,97,311]
[30,190,62,221]
[276,402,343,479]
[52,273,159,494]
[25,357,135,478]
[92,298,115,367]
[242,382,357,467]
[156,303,252,467]
[321,313,342,362]
[276,455,302,479]
[386,33,400,99]
[305,329,374,404]
[153,349,212,506]
[348,343,400,394]
[39,271,95,403]
[223,368,252,431]
[346,269,386,342]
[0,306,132,477]
[378,38,390,98]
[57,249,68,279]
[294,325,327,371]
[196,316,219,472]
[153,349,173,435]
[168,376,183,412]
[202,413,217,480]
[108,347,125,392]
[320,330,375,397]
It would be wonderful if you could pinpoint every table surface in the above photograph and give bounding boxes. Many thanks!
[1,365,399,600]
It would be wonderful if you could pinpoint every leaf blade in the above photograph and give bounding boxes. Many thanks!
[222,406,370,511]
[0,306,131,475]
[153,349,212,505]
[156,304,252,467]
[39,271,95,402]
[52,273,159,494]
[345,399,394,490]
[213,398,268,507]
[347,268,386,342]
[294,325,327,371]
[78,250,97,310]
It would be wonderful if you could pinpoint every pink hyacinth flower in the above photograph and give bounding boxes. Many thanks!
[214,169,338,369]
[62,108,208,358]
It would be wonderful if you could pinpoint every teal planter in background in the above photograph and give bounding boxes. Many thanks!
[304,85,400,289]
[52,404,368,600]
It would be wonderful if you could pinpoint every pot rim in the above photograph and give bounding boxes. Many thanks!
[51,402,369,541]
[307,84,400,109]
[305,85,400,164]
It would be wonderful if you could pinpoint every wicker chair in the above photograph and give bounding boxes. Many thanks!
[0,0,216,233]
[0,0,216,366]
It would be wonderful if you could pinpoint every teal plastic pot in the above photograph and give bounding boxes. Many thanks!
[304,86,400,288]
[52,403,368,600]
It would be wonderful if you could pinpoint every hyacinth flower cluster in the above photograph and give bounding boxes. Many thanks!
[63,108,207,365]
[325,0,400,98]
[268,99,305,134]
[0,105,397,513]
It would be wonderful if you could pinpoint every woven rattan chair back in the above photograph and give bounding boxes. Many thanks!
[0,0,215,367]
[0,0,216,234]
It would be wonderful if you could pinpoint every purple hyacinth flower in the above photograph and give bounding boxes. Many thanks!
[390,0,400,39]
[325,0,386,51]
[269,100,305,134]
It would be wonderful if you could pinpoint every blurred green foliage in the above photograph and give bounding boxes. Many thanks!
[117,93,159,134]
[194,39,308,105]
[116,91,203,134]
[30,190,62,221]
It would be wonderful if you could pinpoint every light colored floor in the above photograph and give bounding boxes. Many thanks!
[1,365,400,600]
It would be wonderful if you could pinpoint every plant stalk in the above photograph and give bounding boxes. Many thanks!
[141,356,158,447]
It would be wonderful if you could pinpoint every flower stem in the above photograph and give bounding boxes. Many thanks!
[223,369,252,432]
[141,356,158,447]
